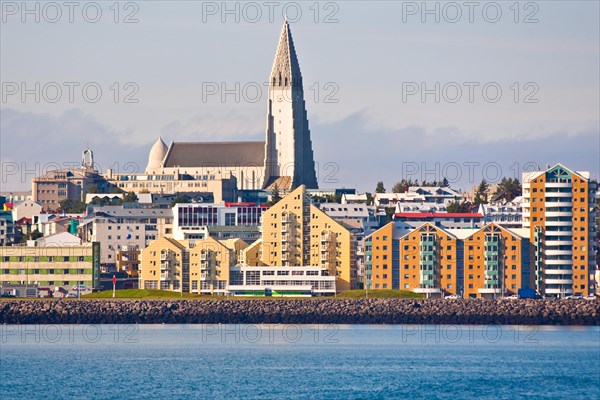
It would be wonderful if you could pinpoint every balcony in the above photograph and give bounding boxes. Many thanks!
[160,253,168,261]
[545,201,572,208]
[478,288,502,294]
[545,278,573,285]
[321,232,332,242]
[545,287,573,295]
[160,272,170,281]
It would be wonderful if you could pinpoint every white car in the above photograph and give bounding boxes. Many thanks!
[584,295,597,300]
[444,294,461,299]
[566,293,583,300]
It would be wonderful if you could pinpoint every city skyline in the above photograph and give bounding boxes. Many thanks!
[1,1,598,192]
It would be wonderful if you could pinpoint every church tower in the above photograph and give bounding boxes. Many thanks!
[263,21,318,190]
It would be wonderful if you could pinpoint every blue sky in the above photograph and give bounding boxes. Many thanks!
[1,1,598,192]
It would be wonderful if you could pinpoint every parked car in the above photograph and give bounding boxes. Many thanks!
[583,295,597,300]
[505,294,519,300]
[72,285,89,292]
[0,292,16,298]
[565,293,583,299]
[66,293,79,298]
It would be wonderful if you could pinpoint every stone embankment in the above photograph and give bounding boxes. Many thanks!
[1,299,598,325]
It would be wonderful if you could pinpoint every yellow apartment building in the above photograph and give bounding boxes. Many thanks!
[246,185,356,291]
[140,236,247,294]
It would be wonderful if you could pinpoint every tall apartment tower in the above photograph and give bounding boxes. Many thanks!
[263,21,319,190]
[522,164,598,297]
[247,185,355,291]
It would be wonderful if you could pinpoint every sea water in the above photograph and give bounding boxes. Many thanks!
[1,324,598,399]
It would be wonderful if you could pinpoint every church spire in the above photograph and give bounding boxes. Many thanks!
[270,21,302,88]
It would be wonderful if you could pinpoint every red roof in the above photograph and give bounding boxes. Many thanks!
[394,212,483,219]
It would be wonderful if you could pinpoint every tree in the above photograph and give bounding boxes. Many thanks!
[474,179,489,205]
[121,192,138,204]
[86,184,99,194]
[20,230,43,243]
[265,186,282,207]
[494,177,521,202]
[170,195,191,208]
[365,192,373,206]
[446,201,470,213]
[375,181,386,193]
[58,199,87,213]
[441,177,450,187]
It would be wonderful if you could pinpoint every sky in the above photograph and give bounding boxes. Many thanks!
[1,0,599,193]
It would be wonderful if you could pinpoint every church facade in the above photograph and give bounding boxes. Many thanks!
[143,21,318,192]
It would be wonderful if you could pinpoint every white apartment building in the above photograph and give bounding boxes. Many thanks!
[228,265,336,296]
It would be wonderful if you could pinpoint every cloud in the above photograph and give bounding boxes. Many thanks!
[159,112,263,141]
[2,108,598,193]
[311,110,599,192]
[0,108,148,190]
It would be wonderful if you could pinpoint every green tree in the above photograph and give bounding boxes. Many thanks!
[121,192,138,204]
[86,184,99,194]
[494,177,521,202]
[441,177,450,187]
[446,201,470,213]
[474,179,489,205]
[365,192,373,206]
[265,186,282,207]
[375,181,386,193]
[20,229,43,243]
[170,195,191,208]
[58,199,87,213]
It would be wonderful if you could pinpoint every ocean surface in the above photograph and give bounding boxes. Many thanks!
[1,324,598,399]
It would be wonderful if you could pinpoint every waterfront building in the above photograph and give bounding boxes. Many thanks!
[0,243,101,290]
[365,222,534,298]
[228,265,336,296]
[249,185,356,291]
[139,236,248,294]
[522,163,598,297]
[462,224,532,298]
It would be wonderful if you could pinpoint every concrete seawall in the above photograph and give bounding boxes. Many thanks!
[1,299,599,325]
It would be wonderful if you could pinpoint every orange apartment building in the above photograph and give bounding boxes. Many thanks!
[366,222,534,298]
[523,164,597,297]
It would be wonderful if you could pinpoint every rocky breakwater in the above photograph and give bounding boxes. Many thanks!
[1,299,599,325]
